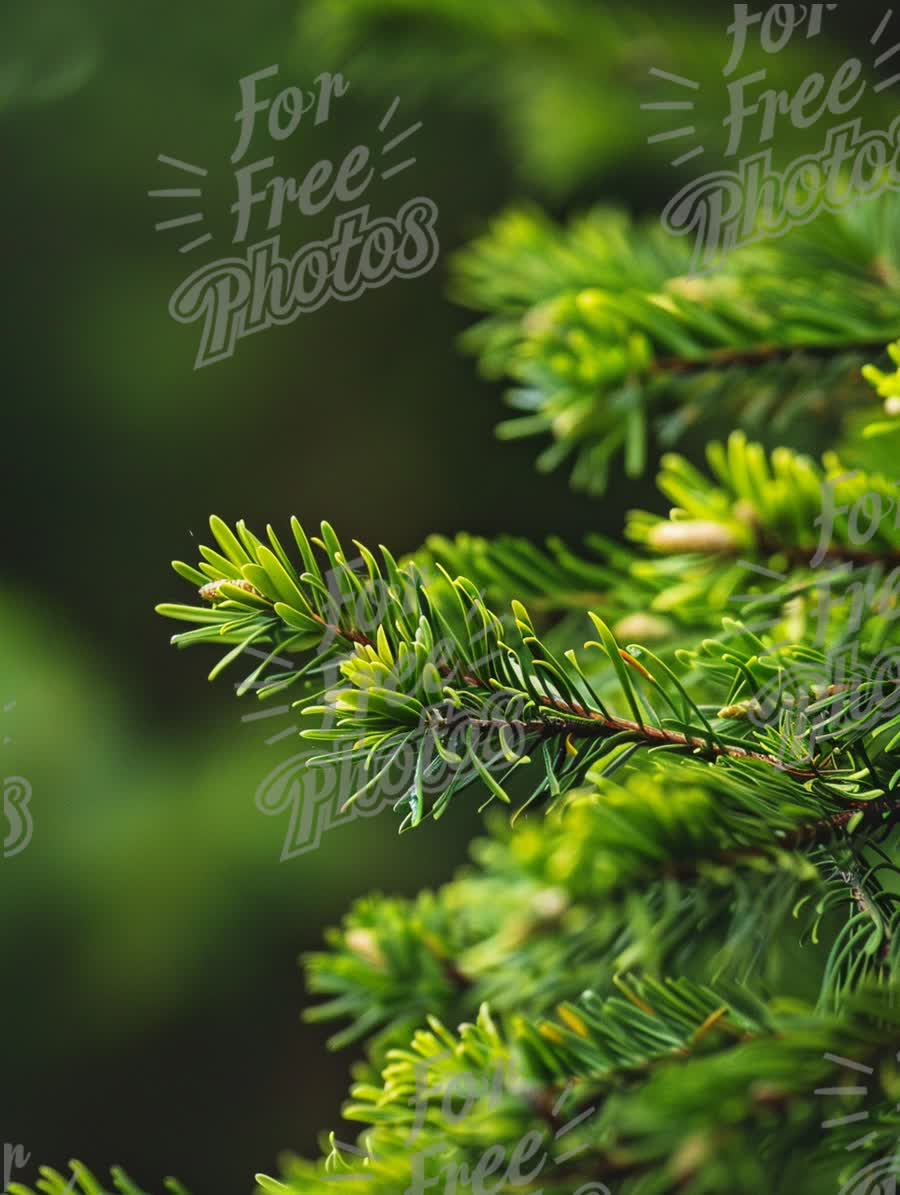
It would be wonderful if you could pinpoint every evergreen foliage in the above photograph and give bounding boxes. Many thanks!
[452,199,900,492]
[16,138,900,1195]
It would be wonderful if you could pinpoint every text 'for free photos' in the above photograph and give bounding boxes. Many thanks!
[150,65,440,368]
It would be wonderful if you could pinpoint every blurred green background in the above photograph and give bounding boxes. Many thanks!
[2,2,893,1191]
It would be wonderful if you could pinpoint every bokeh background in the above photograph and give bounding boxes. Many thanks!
[2,3,893,1192]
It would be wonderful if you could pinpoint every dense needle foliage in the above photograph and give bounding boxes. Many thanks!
[15,110,900,1195]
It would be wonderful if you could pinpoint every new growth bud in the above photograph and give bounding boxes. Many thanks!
[647,521,738,555]
[199,578,262,602]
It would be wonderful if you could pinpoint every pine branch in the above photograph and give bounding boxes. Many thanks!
[451,195,900,491]
[632,431,900,569]
[144,181,900,1195]
[5,1163,189,1195]
[267,984,900,1195]
[620,429,900,644]
[157,514,900,837]
[304,755,900,1058]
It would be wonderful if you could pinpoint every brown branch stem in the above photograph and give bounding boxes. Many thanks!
[653,339,892,377]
